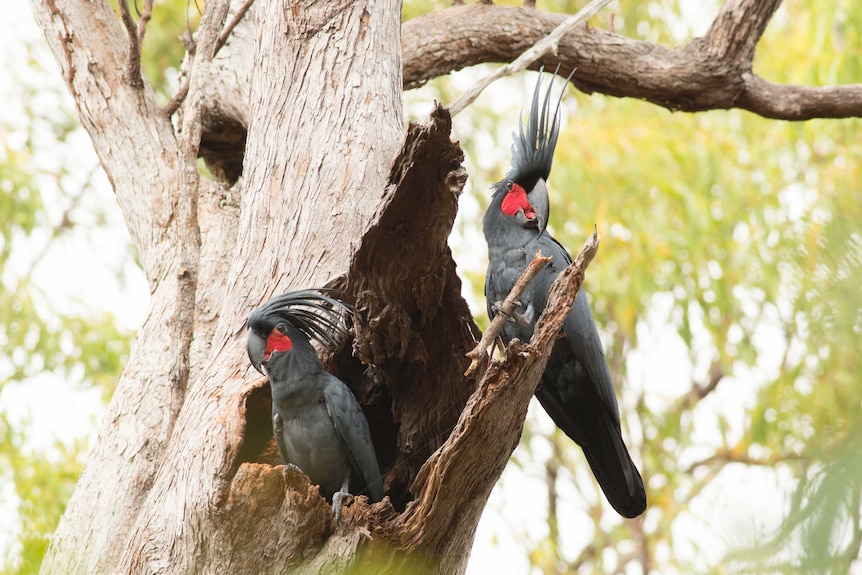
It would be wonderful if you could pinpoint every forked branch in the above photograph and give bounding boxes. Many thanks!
[215,0,256,55]
[117,0,153,88]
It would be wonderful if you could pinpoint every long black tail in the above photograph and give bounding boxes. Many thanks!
[579,408,646,518]
[536,386,646,518]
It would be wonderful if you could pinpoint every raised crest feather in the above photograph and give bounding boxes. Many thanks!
[507,66,575,186]
[248,289,351,350]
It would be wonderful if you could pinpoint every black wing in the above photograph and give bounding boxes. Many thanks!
[531,233,646,517]
[322,375,384,502]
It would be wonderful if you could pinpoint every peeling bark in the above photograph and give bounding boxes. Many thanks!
[347,103,478,510]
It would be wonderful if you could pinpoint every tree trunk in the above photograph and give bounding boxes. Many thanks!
[31,0,562,572]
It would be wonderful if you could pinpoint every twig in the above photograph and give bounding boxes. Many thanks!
[136,0,154,47]
[117,0,144,88]
[447,0,612,116]
[162,75,191,118]
[464,253,551,376]
[676,360,724,412]
[164,0,252,117]
[684,448,808,475]
[215,0,256,56]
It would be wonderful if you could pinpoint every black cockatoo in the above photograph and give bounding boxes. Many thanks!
[247,289,383,520]
[483,72,646,518]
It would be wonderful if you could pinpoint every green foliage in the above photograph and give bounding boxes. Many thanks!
[0,424,84,575]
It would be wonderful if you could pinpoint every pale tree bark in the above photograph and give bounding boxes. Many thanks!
[29,0,862,572]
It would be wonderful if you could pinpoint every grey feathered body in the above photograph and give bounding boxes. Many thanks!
[485,204,644,517]
[265,330,383,502]
[247,290,383,511]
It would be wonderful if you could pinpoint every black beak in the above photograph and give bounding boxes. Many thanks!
[530,178,550,236]
[247,329,266,374]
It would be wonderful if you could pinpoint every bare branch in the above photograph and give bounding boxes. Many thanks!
[136,0,154,47]
[402,5,862,120]
[685,448,808,475]
[464,253,551,376]
[447,0,612,116]
[162,75,191,118]
[706,0,782,63]
[676,360,724,412]
[166,0,254,120]
[739,74,862,120]
[117,0,144,88]
[215,0,255,56]
[164,0,251,119]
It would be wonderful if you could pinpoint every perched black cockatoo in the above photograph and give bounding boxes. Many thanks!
[482,72,646,518]
[247,290,382,520]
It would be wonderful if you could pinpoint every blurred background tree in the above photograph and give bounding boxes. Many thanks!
[0,2,187,572]
[2,0,860,573]
[0,46,134,575]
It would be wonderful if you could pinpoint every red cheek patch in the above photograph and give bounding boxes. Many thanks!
[264,331,292,361]
[500,184,536,219]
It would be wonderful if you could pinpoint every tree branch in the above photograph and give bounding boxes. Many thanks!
[402,4,862,119]
[675,360,724,413]
[706,0,782,63]
[166,0,231,435]
[191,0,862,178]
[464,253,551,376]
[215,0,255,55]
[163,0,252,119]
[684,448,808,475]
[162,74,191,118]
[447,0,612,116]
[31,0,184,280]
[117,0,144,87]
[136,0,154,48]
[738,74,862,120]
